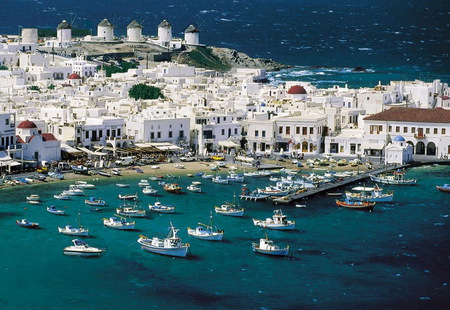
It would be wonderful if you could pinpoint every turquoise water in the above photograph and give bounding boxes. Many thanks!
[1,165,449,309]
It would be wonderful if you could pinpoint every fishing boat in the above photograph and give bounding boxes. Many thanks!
[71,165,90,175]
[212,175,229,184]
[148,201,175,213]
[111,168,121,176]
[149,175,164,181]
[187,213,224,241]
[187,183,202,193]
[137,222,190,258]
[252,236,290,256]
[345,185,394,202]
[97,171,111,177]
[135,168,144,173]
[215,194,244,217]
[34,174,47,181]
[370,170,417,185]
[239,186,269,201]
[226,173,245,183]
[54,192,70,200]
[138,179,150,187]
[335,199,376,211]
[26,194,41,202]
[116,183,130,188]
[63,185,84,196]
[252,209,295,230]
[27,200,41,205]
[118,194,138,201]
[58,213,89,236]
[48,171,64,179]
[116,204,147,218]
[142,185,158,196]
[63,239,105,257]
[257,185,290,196]
[201,173,214,179]
[163,183,182,194]
[84,197,107,206]
[74,181,95,189]
[436,184,450,192]
[47,205,65,215]
[103,216,136,230]
[16,218,39,229]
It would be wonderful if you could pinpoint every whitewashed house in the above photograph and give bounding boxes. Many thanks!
[385,135,413,164]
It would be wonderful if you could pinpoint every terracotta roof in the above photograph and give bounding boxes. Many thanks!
[42,133,57,141]
[364,107,450,123]
[17,120,37,129]
[287,85,307,95]
[68,73,81,80]
[16,136,25,144]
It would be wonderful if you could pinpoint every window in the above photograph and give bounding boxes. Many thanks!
[286,127,290,135]
[221,129,225,135]
[388,126,392,132]
[426,128,430,134]
[255,130,259,137]
[369,125,383,134]
[85,131,89,139]
[5,119,9,125]
[403,127,408,133]
[302,127,308,135]
[168,131,172,138]
[157,132,161,139]
[296,127,300,134]
[443,128,446,135]
[179,130,184,138]
[412,127,416,133]
[279,126,283,134]
[310,127,314,134]
[107,129,110,136]
[234,128,237,135]
[262,131,266,138]
[396,126,400,133]
[434,128,438,134]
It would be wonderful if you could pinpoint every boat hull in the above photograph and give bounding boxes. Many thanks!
[335,199,375,211]
[252,245,289,256]
[63,249,103,257]
[58,227,89,236]
[187,229,223,241]
[252,219,295,230]
[139,244,189,257]
[436,185,450,192]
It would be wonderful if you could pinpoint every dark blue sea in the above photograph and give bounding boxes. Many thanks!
[0,165,449,309]
[1,0,449,88]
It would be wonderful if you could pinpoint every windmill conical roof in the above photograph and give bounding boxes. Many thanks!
[98,19,114,27]
[184,25,199,33]
[158,19,171,28]
[127,20,142,29]
[57,20,71,30]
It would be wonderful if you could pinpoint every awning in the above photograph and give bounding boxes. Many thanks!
[361,143,385,150]
[219,140,239,148]
[77,147,107,156]
[61,143,82,154]
[136,142,182,151]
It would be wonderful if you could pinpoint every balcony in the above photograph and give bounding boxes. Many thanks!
[414,134,426,139]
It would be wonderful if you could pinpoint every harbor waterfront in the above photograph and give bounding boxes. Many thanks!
[1,163,449,309]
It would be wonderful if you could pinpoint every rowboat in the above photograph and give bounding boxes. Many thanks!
[436,184,450,192]
[335,199,376,211]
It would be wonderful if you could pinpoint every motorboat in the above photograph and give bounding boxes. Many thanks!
[97,171,111,177]
[345,185,394,202]
[244,171,260,178]
[187,183,202,193]
[63,239,104,257]
[192,181,202,185]
[214,196,244,216]
[252,236,290,256]
[71,165,90,175]
[116,205,146,218]
[148,201,175,213]
[27,200,41,205]
[436,184,450,192]
[26,194,41,202]
[103,216,136,230]
[201,174,214,179]
[252,209,295,230]
[54,192,70,200]
[74,181,95,189]
[239,186,269,201]
[118,194,138,201]
[212,175,229,184]
[187,213,223,241]
[16,219,39,229]
[370,170,417,185]
[335,199,376,211]
[149,175,164,181]
[63,185,84,196]
[216,161,226,167]
[47,205,66,215]
[111,168,122,176]
[142,186,158,196]
[48,171,64,179]
[84,197,107,206]
[137,222,190,258]
[163,183,182,194]
[138,179,150,187]
[226,173,245,183]
[116,183,130,188]
[174,164,185,169]
[257,185,290,196]
[58,225,89,236]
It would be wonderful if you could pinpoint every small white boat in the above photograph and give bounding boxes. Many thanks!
[47,205,66,215]
[58,225,89,236]
[84,197,107,206]
[63,185,84,196]
[187,213,223,241]
[137,222,190,258]
[174,164,185,169]
[74,181,95,189]
[54,192,70,200]
[370,170,417,185]
[345,185,394,202]
[212,175,229,184]
[118,194,138,201]
[192,181,202,185]
[63,239,104,257]
[252,236,290,256]
[142,185,158,196]
[148,201,175,213]
[138,179,150,187]
[214,194,244,217]
[103,216,136,230]
[187,184,202,193]
[27,200,41,205]
[216,161,226,167]
[26,194,41,201]
[16,218,39,229]
[201,174,214,179]
[252,209,295,230]
[116,183,130,188]
[111,168,122,176]
[116,205,146,218]
[48,172,64,180]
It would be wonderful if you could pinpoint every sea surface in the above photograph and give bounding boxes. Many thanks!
[0,165,449,309]
[1,0,449,88]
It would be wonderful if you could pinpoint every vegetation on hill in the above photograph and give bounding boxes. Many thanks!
[38,28,91,38]
[128,84,164,100]
[178,47,231,71]
[102,61,138,77]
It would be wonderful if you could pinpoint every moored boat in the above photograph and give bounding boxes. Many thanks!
[116,183,130,188]
[137,222,190,258]
[252,236,289,256]
[54,192,70,200]
[187,183,202,193]
[118,194,138,201]
[84,197,107,206]
[63,239,104,257]
[116,204,146,218]
[26,194,41,202]
[58,225,89,236]
[335,199,376,211]
[187,213,223,241]
[436,184,450,192]
[103,216,136,230]
[148,201,175,213]
[252,209,295,230]
[16,218,39,229]
[370,170,417,185]
[345,185,394,202]
[138,179,150,187]
[163,183,182,194]
[142,185,158,196]
[111,168,122,176]
[214,195,244,217]
[47,205,66,215]
[74,181,95,189]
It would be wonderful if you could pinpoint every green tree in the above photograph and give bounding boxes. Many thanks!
[0,66,8,70]
[28,85,40,92]
[128,84,164,100]
[47,84,55,90]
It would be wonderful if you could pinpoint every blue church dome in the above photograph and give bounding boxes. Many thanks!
[393,135,405,142]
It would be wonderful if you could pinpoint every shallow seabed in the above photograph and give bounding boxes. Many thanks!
[0,165,449,309]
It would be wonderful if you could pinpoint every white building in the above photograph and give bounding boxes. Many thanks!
[45,20,73,48]
[97,19,114,41]
[184,25,200,46]
[127,20,143,42]
[385,135,413,164]
[157,20,172,46]
[0,113,16,151]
